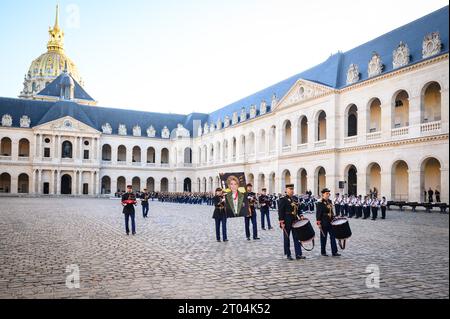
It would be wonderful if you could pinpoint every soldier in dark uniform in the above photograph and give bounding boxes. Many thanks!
[245,184,260,241]
[278,184,305,261]
[435,189,441,203]
[363,196,371,219]
[316,188,340,257]
[121,185,137,235]
[140,188,150,218]
[212,188,228,242]
[428,188,434,203]
[380,196,387,219]
[259,188,272,230]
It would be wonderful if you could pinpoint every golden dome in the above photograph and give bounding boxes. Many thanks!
[20,5,83,98]
[28,51,83,85]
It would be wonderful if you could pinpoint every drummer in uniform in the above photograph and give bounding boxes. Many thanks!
[316,188,340,257]
[278,184,305,261]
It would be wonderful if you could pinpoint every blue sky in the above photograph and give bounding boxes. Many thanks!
[0,0,448,114]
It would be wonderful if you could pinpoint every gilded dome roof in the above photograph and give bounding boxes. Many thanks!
[24,5,83,88]
[28,51,82,85]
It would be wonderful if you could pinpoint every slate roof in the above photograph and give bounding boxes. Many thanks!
[36,73,95,102]
[0,97,209,138]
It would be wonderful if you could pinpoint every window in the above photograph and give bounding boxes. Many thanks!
[84,150,89,160]
[62,141,73,159]
[44,148,51,158]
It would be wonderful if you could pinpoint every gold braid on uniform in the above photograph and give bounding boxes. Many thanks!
[325,199,335,220]
[291,198,299,217]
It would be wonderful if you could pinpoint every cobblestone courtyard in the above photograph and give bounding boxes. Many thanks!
[0,197,448,299]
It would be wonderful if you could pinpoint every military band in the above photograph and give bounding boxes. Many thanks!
[278,184,305,261]
[119,182,389,261]
[316,188,340,257]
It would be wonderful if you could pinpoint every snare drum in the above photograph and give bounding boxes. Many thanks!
[331,218,352,249]
[291,219,316,251]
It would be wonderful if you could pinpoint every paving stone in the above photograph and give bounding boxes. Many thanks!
[0,198,448,299]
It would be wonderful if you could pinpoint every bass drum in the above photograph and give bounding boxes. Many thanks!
[331,218,352,250]
[292,219,316,251]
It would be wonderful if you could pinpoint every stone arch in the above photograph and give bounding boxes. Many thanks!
[420,157,442,202]
[18,139,30,157]
[392,89,410,128]
[315,110,327,141]
[102,144,112,161]
[366,162,381,196]
[315,166,326,196]
[18,173,29,194]
[391,160,409,201]
[101,176,111,194]
[282,120,292,147]
[345,104,358,137]
[281,169,291,190]
[132,146,141,163]
[297,115,308,144]
[296,168,307,194]
[0,137,12,156]
[117,176,126,193]
[160,178,169,192]
[344,164,358,196]
[117,145,127,162]
[421,81,441,123]
[367,98,382,133]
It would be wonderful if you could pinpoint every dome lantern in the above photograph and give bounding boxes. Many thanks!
[47,4,65,53]
[19,5,84,99]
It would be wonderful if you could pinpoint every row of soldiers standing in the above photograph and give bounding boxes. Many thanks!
[333,194,387,220]
[120,189,322,212]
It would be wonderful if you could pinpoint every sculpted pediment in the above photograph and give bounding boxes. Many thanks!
[276,79,334,109]
[34,116,100,134]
